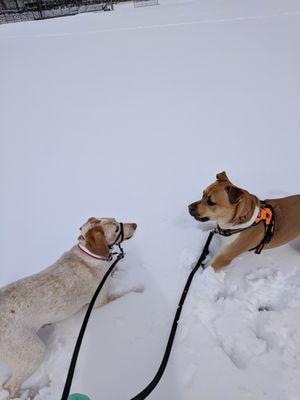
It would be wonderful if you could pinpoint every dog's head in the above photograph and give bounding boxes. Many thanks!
[78,217,137,258]
[188,171,258,226]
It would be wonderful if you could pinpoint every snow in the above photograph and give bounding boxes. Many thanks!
[1,0,300,399]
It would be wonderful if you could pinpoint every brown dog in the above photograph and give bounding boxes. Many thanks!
[188,172,300,271]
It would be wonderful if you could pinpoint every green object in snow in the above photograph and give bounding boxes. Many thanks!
[68,394,91,400]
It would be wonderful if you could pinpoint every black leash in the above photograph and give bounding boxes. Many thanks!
[130,230,215,400]
[61,244,125,400]
[61,230,215,400]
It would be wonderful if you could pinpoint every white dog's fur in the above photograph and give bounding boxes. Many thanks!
[0,217,137,399]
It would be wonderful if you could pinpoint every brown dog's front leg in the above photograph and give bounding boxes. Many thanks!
[212,240,249,271]
[211,236,253,271]
[212,232,259,271]
[211,254,233,271]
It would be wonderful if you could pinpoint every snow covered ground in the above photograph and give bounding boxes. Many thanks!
[1,0,300,399]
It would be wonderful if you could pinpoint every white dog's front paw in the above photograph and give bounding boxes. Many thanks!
[130,284,145,294]
[202,265,214,273]
[109,284,145,302]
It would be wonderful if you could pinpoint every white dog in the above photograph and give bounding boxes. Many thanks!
[0,217,137,399]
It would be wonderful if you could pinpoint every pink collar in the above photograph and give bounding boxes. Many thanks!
[77,244,112,261]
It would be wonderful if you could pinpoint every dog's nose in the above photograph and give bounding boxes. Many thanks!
[188,202,197,215]
[131,223,137,230]
[189,201,198,217]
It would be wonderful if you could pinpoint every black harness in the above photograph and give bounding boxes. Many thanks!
[215,203,275,254]
[109,222,125,257]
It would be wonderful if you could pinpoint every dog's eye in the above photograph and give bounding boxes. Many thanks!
[207,197,216,206]
[115,226,119,233]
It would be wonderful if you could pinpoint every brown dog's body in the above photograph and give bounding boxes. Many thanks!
[189,172,300,271]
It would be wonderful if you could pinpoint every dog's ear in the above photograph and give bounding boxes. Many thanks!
[216,171,231,183]
[230,191,258,225]
[87,217,98,224]
[85,226,110,258]
[226,186,244,204]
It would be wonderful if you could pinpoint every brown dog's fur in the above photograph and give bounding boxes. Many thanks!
[189,172,300,271]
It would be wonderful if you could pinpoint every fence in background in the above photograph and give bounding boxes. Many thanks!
[133,0,158,7]
[0,0,159,24]
[0,0,113,24]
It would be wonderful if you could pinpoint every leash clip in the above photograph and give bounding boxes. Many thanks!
[111,243,125,260]
[117,244,125,259]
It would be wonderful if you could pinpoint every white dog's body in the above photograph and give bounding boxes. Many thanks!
[0,218,137,398]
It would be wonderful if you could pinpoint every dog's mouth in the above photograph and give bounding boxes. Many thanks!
[199,217,210,222]
[193,216,210,222]
[188,206,210,222]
